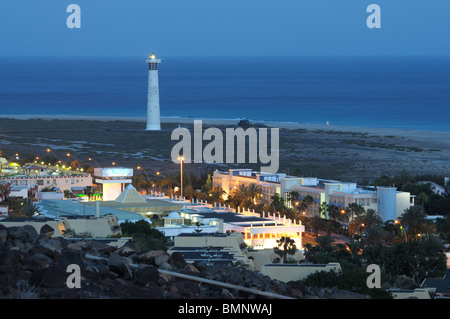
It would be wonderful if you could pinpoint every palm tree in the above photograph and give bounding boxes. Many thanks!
[416,192,429,211]
[393,169,412,189]
[208,185,225,204]
[345,203,365,221]
[347,209,382,238]
[22,199,40,218]
[276,236,297,263]
[309,215,325,237]
[363,224,386,246]
[246,183,262,205]
[320,202,329,219]
[361,209,383,229]
[84,186,94,201]
[287,191,299,207]
[328,205,340,221]
[399,206,437,239]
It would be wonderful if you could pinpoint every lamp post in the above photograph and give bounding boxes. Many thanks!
[66,153,80,170]
[88,157,100,168]
[394,219,408,242]
[46,148,60,164]
[9,153,19,162]
[177,156,184,199]
[137,166,150,181]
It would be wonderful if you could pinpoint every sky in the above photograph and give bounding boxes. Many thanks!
[0,0,449,57]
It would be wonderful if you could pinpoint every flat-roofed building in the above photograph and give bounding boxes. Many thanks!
[213,168,415,221]
[1,173,92,193]
[168,232,254,269]
[173,204,305,250]
[61,215,122,237]
[94,167,133,201]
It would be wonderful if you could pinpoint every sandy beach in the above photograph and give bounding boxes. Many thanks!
[0,114,449,183]
[2,113,450,139]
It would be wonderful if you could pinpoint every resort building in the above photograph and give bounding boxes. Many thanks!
[167,232,254,269]
[94,167,133,201]
[37,184,183,224]
[151,196,305,250]
[213,169,415,221]
[0,171,92,193]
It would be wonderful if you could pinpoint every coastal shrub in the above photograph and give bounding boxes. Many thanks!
[120,220,168,252]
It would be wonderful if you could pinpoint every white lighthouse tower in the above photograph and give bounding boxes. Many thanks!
[146,53,161,131]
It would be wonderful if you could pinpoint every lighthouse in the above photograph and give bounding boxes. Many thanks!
[146,53,161,131]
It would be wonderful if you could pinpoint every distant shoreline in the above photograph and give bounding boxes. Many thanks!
[1,113,450,141]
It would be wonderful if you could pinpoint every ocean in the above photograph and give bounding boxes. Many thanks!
[1,56,450,132]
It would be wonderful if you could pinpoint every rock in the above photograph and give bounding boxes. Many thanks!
[26,253,54,266]
[36,236,63,254]
[7,225,38,244]
[225,272,245,286]
[39,224,55,238]
[290,288,304,298]
[139,250,168,265]
[114,245,137,257]
[154,253,170,266]
[58,249,86,272]
[12,239,25,251]
[134,265,159,286]
[30,265,68,289]
[123,240,141,254]
[158,262,172,271]
[29,246,60,262]
[107,253,133,280]
[169,252,187,269]
[0,230,8,245]
[67,241,87,251]
[184,263,200,274]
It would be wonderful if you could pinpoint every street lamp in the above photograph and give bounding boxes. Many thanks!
[9,153,19,162]
[88,157,100,167]
[394,219,408,242]
[66,153,80,170]
[137,166,150,181]
[177,156,184,199]
[46,148,60,163]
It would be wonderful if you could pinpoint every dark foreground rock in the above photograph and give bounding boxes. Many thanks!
[0,225,369,299]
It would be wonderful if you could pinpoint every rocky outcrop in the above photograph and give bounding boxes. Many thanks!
[0,224,370,299]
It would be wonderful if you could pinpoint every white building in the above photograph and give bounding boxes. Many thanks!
[213,168,415,222]
[1,173,92,193]
[93,167,133,201]
[155,201,304,250]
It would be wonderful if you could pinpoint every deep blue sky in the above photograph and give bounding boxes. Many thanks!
[0,0,449,57]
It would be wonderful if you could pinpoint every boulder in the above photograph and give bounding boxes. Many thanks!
[0,229,8,245]
[36,237,63,254]
[154,253,170,266]
[39,224,55,238]
[134,265,159,286]
[114,245,137,258]
[30,265,68,289]
[7,225,38,244]
[58,249,86,272]
[107,253,133,280]
[139,250,168,265]
[169,252,187,269]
